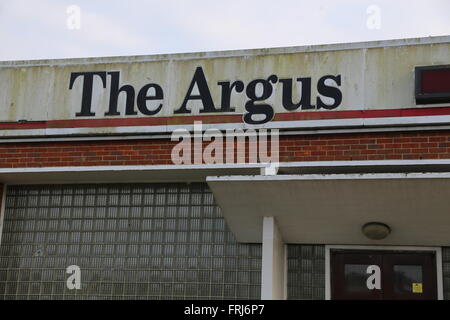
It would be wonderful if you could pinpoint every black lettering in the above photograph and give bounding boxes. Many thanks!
[217,80,244,112]
[243,75,278,125]
[137,83,164,116]
[316,75,342,110]
[105,71,137,116]
[279,77,315,110]
[69,71,107,117]
[175,67,217,114]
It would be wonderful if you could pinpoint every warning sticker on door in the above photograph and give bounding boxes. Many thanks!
[412,283,423,293]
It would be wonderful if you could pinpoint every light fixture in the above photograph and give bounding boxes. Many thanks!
[362,222,391,240]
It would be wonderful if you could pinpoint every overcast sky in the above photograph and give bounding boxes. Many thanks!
[0,0,449,61]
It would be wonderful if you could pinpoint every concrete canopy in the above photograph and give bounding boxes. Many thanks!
[207,173,450,246]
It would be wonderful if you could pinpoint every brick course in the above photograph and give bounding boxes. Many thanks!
[1,130,450,168]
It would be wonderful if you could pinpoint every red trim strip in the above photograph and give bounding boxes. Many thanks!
[274,106,450,121]
[1,106,450,130]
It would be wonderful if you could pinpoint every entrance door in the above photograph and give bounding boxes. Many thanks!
[331,250,438,300]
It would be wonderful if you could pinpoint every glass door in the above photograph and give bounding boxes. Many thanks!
[330,250,437,300]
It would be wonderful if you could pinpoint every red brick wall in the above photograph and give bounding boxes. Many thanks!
[280,130,450,162]
[0,130,450,168]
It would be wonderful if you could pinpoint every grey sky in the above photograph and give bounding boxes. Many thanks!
[0,0,449,61]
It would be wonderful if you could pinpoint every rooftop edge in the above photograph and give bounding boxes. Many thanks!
[0,35,449,67]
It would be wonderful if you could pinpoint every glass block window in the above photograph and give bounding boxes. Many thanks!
[442,247,450,300]
[0,183,261,300]
[287,245,325,300]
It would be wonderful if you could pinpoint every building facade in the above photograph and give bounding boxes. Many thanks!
[0,36,450,300]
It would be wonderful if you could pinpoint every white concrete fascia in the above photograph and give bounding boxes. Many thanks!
[207,172,450,182]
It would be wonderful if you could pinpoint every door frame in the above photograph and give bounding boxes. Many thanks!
[325,245,444,300]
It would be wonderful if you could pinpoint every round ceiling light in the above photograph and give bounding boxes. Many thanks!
[362,222,391,240]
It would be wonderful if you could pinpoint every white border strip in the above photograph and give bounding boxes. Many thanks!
[0,163,266,174]
[3,124,450,143]
[0,159,449,174]
[279,159,450,168]
[2,114,450,139]
[325,245,444,300]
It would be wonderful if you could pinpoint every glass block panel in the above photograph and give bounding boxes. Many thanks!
[287,244,325,300]
[442,248,450,300]
[0,183,261,300]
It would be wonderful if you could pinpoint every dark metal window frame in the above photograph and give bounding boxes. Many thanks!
[415,65,450,104]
